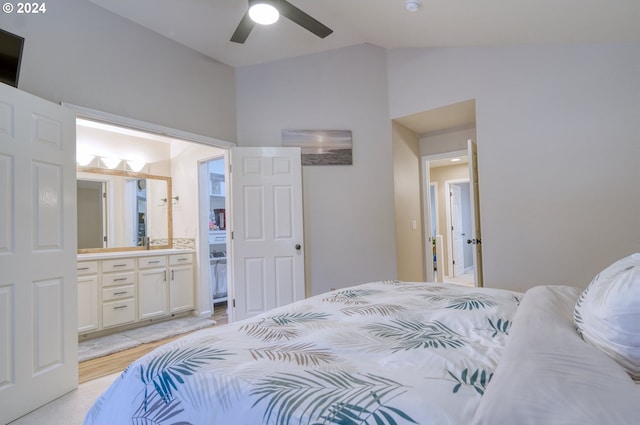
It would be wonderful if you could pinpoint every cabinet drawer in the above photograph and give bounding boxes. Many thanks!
[77,261,98,275]
[170,253,193,266]
[208,231,226,245]
[102,272,135,287]
[103,284,135,302]
[139,256,167,269]
[102,258,135,272]
[102,298,136,328]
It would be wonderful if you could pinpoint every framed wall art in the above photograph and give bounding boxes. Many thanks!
[282,129,352,165]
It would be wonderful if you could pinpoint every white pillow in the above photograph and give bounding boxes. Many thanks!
[574,253,640,381]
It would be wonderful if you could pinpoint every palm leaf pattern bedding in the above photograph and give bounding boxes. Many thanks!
[84,281,521,425]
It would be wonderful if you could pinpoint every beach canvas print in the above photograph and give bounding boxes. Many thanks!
[282,129,352,165]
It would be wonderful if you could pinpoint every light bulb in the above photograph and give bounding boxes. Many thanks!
[249,3,280,25]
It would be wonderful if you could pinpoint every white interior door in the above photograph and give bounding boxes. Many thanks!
[229,147,305,321]
[0,84,78,424]
[450,184,465,277]
[468,140,484,287]
[421,158,435,282]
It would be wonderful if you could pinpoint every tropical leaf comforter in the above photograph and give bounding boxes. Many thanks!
[84,281,522,425]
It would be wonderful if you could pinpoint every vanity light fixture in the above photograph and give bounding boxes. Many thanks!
[126,160,147,173]
[101,157,122,169]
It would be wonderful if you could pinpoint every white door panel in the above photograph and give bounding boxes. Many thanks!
[230,147,304,321]
[0,84,77,424]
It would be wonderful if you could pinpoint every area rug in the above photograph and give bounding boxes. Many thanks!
[78,317,216,362]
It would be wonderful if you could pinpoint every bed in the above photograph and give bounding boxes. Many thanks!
[84,255,640,425]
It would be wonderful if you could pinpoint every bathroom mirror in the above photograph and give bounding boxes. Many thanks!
[77,167,173,253]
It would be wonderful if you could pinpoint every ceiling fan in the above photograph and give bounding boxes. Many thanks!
[230,0,333,44]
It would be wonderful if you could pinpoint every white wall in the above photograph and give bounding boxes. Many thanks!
[170,141,225,240]
[0,0,236,142]
[236,44,397,295]
[388,43,640,292]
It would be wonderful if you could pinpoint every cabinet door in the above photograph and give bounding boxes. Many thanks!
[77,275,99,333]
[138,268,168,320]
[170,265,194,313]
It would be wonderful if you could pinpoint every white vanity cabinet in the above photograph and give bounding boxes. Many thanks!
[77,250,195,336]
[169,253,194,313]
[101,258,136,328]
[77,261,99,333]
[138,255,169,320]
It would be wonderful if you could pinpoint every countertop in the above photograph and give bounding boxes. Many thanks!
[78,248,195,261]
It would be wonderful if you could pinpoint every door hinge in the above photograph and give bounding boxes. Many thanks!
[231,231,234,240]
[232,299,236,308]
[103,236,107,242]
[103,192,106,198]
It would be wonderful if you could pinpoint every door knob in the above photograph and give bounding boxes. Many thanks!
[295,244,301,251]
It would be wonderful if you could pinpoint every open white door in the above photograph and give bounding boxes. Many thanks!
[229,147,305,321]
[468,140,484,287]
[0,84,77,423]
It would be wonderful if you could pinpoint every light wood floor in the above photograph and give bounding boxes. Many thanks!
[79,303,229,384]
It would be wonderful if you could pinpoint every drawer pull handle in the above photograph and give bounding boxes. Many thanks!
[78,267,90,271]
[148,260,161,264]
[113,305,128,310]
[113,291,128,295]
[114,278,127,282]
[113,264,128,267]
[177,258,187,261]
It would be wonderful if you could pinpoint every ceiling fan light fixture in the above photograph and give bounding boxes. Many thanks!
[249,1,280,25]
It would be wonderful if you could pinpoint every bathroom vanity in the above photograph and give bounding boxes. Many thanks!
[77,249,194,336]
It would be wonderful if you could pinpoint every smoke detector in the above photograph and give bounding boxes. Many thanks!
[405,0,422,12]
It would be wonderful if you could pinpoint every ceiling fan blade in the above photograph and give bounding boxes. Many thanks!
[230,11,256,43]
[279,0,333,39]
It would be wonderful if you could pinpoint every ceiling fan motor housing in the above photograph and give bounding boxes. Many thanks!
[232,0,333,44]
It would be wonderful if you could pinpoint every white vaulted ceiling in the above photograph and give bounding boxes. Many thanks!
[86,0,640,68]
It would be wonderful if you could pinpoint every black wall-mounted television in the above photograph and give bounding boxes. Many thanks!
[0,28,25,88]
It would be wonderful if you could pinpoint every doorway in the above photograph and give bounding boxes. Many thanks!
[445,180,474,285]
[70,104,232,321]
[422,144,482,287]
[198,156,229,317]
